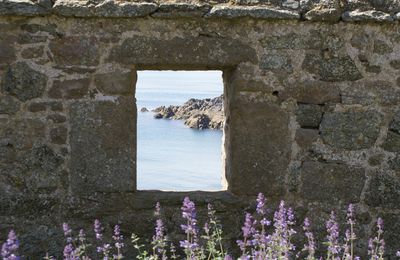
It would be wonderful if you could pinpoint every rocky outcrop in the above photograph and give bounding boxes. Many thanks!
[153,95,224,130]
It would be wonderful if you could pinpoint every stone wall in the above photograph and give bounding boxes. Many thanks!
[0,0,400,258]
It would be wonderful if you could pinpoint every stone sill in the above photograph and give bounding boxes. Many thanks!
[0,0,399,22]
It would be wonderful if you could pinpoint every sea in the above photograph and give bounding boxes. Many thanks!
[136,71,224,191]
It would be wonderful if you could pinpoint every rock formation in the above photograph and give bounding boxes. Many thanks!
[153,95,224,130]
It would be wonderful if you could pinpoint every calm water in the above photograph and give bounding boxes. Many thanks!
[136,71,224,191]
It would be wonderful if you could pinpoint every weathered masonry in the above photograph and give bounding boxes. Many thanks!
[1,0,400,257]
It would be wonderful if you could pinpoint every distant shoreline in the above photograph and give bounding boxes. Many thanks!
[140,95,224,130]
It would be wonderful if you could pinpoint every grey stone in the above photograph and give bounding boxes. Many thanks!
[302,53,362,82]
[389,59,400,69]
[262,33,305,49]
[382,131,400,152]
[51,0,94,17]
[320,110,382,150]
[206,6,300,20]
[282,0,300,9]
[94,1,158,17]
[365,64,381,73]
[17,34,48,44]
[108,36,257,68]
[0,96,20,115]
[27,102,46,112]
[53,0,157,17]
[0,0,51,16]
[47,114,66,124]
[49,36,99,67]
[0,34,16,64]
[342,10,394,22]
[49,126,67,144]
[300,161,365,203]
[0,119,45,149]
[388,154,400,171]
[280,81,341,105]
[48,78,90,99]
[395,12,400,20]
[368,153,384,166]
[380,213,400,256]
[373,39,393,54]
[296,104,323,128]
[295,128,319,149]
[341,81,400,106]
[152,3,211,18]
[94,71,134,95]
[389,110,400,134]
[21,46,44,59]
[227,100,291,197]
[1,62,48,102]
[69,97,136,194]
[260,53,293,73]
[304,8,341,21]
[365,173,400,209]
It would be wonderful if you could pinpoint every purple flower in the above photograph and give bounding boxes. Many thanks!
[63,244,75,260]
[180,197,199,256]
[396,251,400,257]
[224,255,233,260]
[113,225,124,250]
[347,204,355,225]
[94,219,102,240]
[256,193,267,216]
[302,218,316,258]
[1,230,20,260]
[62,223,73,243]
[326,211,341,256]
[113,228,124,260]
[377,217,384,234]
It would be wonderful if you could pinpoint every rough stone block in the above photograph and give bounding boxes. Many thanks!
[49,126,67,144]
[48,78,90,99]
[304,8,341,21]
[373,39,393,54]
[342,10,393,22]
[206,6,300,19]
[302,52,362,82]
[27,102,46,112]
[227,99,291,197]
[0,119,45,149]
[46,114,66,124]
[0,96,20,115]
[300,161,365,203]
[380,213,400,256]
[49,36,100,67]
[108,36,257,68]
[152,3,211,18]
[0,35,16,64]
[69,97,136,195]
[52,0,157,18]
[94,71,135,95]
[365,173,400,209]
[389,59,400,69]
[295,104,323,128]
[1,62,48,102]
[21,46,44,59]
[0,0,51,16]
[279,81,341,105]
[320,110,382,150]
[260,53,293,73]
[382,131,400,152]
[389,110,400,134]
[340,81,400,106]
[295,128,319,149]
